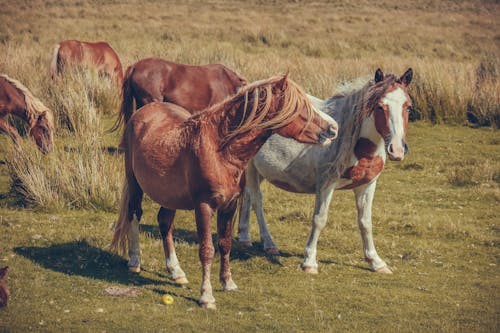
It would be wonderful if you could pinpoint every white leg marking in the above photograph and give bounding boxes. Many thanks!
[166,248,188,284]
[200,264,216,309]
[237,188,252,246]
[239,163,278,252]
[302,183,335,273]
[127,216,141,272]
[353,181,391,273]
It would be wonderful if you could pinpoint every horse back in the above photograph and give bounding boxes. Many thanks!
[129,58,245,112]
[122,102,197,209]
[0,77,26,117]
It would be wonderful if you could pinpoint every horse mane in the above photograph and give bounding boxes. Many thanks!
[193,75,315,148]
[0,74,54,130]
[321,73,399,179]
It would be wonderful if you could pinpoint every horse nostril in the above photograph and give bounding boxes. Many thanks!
[404,142,409,155]
[327,126,337,139]
[387,143,394,154]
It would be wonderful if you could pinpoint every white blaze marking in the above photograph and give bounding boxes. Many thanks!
[381,87,407,142]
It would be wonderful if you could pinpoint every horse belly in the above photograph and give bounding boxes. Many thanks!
[135,167,195,210]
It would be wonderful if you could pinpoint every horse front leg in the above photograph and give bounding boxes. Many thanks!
[238,163,278,254]
[354,181,392,273]
[157,207,188,284]
[195,202,216,309]
[217,204,238,291]
[0,117,21,144]
[302,183,335,274]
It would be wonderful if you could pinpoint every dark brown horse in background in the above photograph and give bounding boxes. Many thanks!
[111,57,247,131]
[0,74,55,153]
[50,40,123,86]
[111,74,338,309]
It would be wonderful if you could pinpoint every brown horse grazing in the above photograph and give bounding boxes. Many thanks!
[111,57,247,131]
[0,74,55,153]
[50,40,123,86]
[0,266,9,308]
[111,74,338,309]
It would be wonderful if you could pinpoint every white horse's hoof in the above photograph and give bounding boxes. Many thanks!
[223,280,238,292]
[200,302,217,310]
[174,276,189,285]
[302,265,318,274]
[239,240,252,248]
[265,247,279,255]
[375,266,393,274]
[128,266,141,273]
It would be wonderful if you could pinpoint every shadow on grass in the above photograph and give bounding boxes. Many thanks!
[13,240,175,287]
[140,224,297,265]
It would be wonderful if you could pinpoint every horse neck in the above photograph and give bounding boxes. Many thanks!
[321,85,374,178]
[198,98,274,168]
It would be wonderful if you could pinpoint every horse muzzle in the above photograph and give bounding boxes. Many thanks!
[387,140,407,161]
[318,125,338,147]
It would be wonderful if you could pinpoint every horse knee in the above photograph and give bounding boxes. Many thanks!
[312,214,327,230]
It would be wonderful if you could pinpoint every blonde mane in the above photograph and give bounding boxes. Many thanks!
[0,74,55,130]
[197,75,315,147]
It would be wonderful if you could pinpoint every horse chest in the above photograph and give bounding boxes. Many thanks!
[340,138,384,190]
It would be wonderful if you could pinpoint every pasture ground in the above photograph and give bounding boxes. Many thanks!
[0,0,499,332]
[0,122,498,332]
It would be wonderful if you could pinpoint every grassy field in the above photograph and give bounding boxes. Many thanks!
[0,0,499,332]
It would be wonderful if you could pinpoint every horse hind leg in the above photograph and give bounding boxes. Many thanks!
[302,184,335,274]
[126,178,143,273]
[238,163,278,254]
[157,207,188,285]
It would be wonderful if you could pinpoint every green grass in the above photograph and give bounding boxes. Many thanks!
[0,122,499,332]
[0,0,499,331]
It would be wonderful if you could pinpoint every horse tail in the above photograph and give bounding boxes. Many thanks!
[109,64,135,133]
[49,43,61,80]
[110,179,131,256]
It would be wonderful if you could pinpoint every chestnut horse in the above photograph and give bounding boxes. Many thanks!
[0,267,9,308]
[50,40,123,86]
[111,57,247,131]
[238,68,413,274]
[0,74,55,153]
[111,74,338,309]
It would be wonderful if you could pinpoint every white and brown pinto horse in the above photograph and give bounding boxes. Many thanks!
[238,68,413,274]
[0,74,55,153]
[50,40,123,86]
[112,57,247,131]
[111,74,338,309]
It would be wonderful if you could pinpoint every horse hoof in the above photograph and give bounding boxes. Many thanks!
[128,266,141,273]
[174,276,189,285]
[239,240,252,248]
[302,266,318,274]
[265,247,279,255]
[375,266,393,274]
[223,280,238,292]
[200,302,217,310]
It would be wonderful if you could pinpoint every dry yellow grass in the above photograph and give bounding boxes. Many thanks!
[0,1,498,332]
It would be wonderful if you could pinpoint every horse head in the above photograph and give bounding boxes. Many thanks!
[372,68,413,161]
[30,111,55,154]
[271,74,338,146]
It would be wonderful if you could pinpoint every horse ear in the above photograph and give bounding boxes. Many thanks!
[400,68,413,86]
[0,266,8,279]
[374,68,384,83]
[276,72,289,89]
[37,111,47,122]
